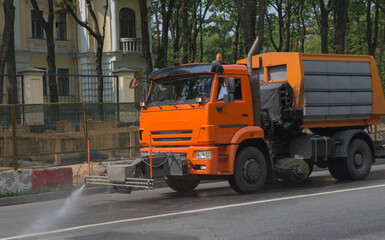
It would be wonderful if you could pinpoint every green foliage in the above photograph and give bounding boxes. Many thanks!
[150,0,385,91]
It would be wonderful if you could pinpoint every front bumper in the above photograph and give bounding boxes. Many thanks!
[141,146,219,175]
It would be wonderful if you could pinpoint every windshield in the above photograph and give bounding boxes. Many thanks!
[147,74,214,106]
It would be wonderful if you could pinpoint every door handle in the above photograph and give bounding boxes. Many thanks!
[242,113,248,117]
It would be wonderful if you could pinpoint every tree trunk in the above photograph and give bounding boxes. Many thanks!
[96,40,103,120]
[233,17,240,63]
[236,0,256,53]
[319,0,335,53]
[255,0,265,54]
[96,41,104,103]
[154,9,161,62]
[30,0,59,102]
[46,30,58,103]
[181,0,189,64]
[0,0,15,104]
[139,0,153,75]
[199,0,213,62]
[366,0,379,56]
[334,0,347,54]
[284,0,291,52]
[6,28,17,104]
[266,13,279,52]
[190,2,198,63]
[299,1,306,53]
[277,0,284,52]
[158,0,175,68]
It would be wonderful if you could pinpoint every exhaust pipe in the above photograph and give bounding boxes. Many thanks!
[247,37,261,127]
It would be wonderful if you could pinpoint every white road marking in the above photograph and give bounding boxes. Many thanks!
[3,183,385,240]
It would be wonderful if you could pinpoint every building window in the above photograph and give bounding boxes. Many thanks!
[58,69,70,96]
[56,12,67,40]
[120,8,136,38]
[32,10,44,39]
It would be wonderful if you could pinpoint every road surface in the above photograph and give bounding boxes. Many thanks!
[2,163,385,240]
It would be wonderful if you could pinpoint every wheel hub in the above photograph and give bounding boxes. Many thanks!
[243,159,261,182]
[353,152,363,167]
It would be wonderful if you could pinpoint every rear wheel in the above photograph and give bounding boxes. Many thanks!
[165,176,200,192]
[229,147,267,194]
[346,139,372,180]
[328,138,372,180]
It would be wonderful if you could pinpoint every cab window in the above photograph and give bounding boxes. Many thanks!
[217,78,242,101]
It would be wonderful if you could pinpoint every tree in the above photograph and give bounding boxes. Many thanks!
[157,0,175,68]
[317,0,335,53]
[297,0,308,53]
[236,0,256,53]
[30,0,59,103]
[267,0,284,52]
[256,0,266,54]
[169,1,181,65]
[366,0,379,56]
[199,0,214,62]
[139,0,153,75]
[0,0,17,104]
[181,0,189,63]
[59,0,109,103]
[333,0,348,54]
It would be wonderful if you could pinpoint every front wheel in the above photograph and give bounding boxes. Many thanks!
[165,176,200,192]
[228,147,267,194]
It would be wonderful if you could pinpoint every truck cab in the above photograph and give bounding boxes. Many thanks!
[138,61,268,193]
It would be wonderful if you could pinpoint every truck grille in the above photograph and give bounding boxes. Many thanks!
[151,130,193,143]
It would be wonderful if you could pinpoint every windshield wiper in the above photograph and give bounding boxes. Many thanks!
[153,102,163,110]
[169,103,178,109]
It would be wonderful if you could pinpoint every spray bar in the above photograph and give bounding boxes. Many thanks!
[85,175,154,190]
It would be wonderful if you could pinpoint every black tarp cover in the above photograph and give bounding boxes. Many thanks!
[260,81,289,124]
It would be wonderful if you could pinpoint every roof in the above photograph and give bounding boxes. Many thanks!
[148,62,248,80]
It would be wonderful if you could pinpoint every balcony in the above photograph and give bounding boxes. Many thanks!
[120,38,142,54]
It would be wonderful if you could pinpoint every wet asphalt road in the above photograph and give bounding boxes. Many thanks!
[2,162,385,240]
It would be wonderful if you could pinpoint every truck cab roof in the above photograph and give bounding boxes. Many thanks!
[148,62,248,80]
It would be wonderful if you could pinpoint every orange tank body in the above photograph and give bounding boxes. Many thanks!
[237,52,385,128]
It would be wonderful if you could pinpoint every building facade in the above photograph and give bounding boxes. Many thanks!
[0,0,152,103]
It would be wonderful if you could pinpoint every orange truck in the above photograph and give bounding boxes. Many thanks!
[87,38,385,194]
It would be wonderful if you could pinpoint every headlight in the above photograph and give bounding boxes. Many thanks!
[195,151,211,159]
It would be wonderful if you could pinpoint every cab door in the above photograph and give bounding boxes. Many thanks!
[212,75,253,144]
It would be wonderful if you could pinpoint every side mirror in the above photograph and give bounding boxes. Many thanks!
[226,77,235,94]
[129,78,140,89]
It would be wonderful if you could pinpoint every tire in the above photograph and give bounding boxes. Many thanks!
[328,139,372,181]
[228,147,267,194]
[165,176,200,192]
[307,162,314,177]
[346,139,372,180]
[327,158,350,180]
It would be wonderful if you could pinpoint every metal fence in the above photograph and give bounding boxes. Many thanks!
[0,103,140,170]
[0,74,24,104]
[42,73,120,103]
